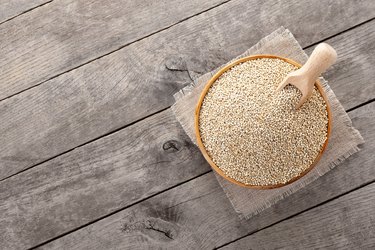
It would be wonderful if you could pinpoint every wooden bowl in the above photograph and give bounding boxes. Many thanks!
[195,55,332,189]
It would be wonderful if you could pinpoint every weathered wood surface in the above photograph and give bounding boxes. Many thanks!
[0,0,50,24]
[1,1,374,181]
[0,0,228,100]
[0,110,210,250]
[222,183,375,250]
[305,19,375,110]
[2,92,374,249]
[1,1,374,249]
[38,102,375,249]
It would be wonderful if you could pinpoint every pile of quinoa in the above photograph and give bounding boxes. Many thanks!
[198,58,328,186]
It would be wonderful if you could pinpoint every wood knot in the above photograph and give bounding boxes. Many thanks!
[163,140,181,153]
[165,56,186,71]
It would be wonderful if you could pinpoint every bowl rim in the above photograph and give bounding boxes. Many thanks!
[194,54,332,189]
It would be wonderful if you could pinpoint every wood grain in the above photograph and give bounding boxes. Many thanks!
[4,96,374,250]
[0,0,50,24]
[0,109,210,250]
[305,20,375,110]
[222,183,375,249]
[0,0,228,100]
[1,1,374,180]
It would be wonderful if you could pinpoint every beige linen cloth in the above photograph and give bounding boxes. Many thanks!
[171,27,364,219]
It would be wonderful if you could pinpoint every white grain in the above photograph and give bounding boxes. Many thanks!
[199,58,328,186]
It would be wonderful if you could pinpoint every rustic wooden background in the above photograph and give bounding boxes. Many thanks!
[1,0,374,249]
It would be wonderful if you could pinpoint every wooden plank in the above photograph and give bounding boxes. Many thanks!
[0,0,50,24]
[0,109,211,250]
[3,95,375,249]
[0,0,228,100]
[1,1,374,180]
[222,183,375,249]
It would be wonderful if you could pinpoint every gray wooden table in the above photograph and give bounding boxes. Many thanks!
[1,1,374,249]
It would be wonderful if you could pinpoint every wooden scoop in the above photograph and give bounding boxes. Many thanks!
[276,43,337,109]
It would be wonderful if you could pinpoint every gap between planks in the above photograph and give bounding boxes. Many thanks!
[0,106,171,182]
[303,17,375,50]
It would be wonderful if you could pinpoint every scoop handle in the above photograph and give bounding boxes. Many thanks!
[300,43,337,87]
